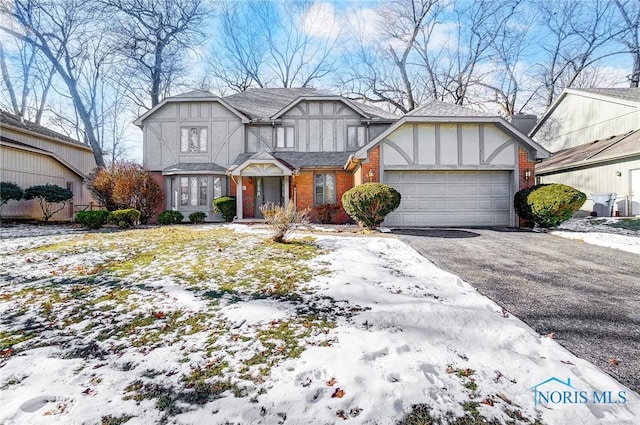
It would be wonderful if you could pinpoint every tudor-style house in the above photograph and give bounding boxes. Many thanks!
[136,88,549,227]
[134,88,397,223]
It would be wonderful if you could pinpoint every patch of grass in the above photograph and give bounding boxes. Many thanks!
[0,375,27,390]
[607,218,640,230]
[101,415,133,425]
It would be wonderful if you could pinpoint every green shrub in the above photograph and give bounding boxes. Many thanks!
[527,184,586,228]
[212,196,236,222]
[189,211,207,224]
[157,210,184,225]
[108,208,141,228]
[341,183,401,229]
[24,184,73,221]
[75,210,109,229]
[514,184,548,227]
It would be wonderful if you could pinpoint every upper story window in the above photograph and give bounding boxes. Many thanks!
[181,127,207,153]
[276,126,295,149]
[347,126,366,149]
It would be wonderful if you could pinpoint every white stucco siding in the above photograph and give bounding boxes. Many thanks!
[381,123,515,168]
[534,94,640,152]
[142,101,243,170]
[538,158,640,216]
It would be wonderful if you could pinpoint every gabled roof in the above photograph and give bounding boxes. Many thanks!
[133,93,250,126]
[351,102,550,162]
[228,151,294,176]
[0,137,87,178]
[407,100,494,117]
[529,88,640,137]
[0,111,90,149]
[536,130,640,175]
[222,88,397,121]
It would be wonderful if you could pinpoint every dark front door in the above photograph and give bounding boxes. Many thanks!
[255,177,282,218]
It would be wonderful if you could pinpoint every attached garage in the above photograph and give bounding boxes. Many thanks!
[347,101,550,228]
[384,170,511,226]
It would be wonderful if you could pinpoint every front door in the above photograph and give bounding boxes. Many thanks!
[255,177,282,218]
[632,169,640,215]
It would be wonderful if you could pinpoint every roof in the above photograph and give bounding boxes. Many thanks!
[536,130,640,174]
[529,87,640,137]
[222,88,397,121]
[572,87,640,103]
[351,108,550,163]
[162,162,227,175]
[230,151,353,170]
[408,100,494,117]
[0,111,89,148]
[0,136,87,178]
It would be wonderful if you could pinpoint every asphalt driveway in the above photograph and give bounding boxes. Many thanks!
[394,228,640,394]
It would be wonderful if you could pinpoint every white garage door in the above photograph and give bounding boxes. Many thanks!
[385,171,511,227]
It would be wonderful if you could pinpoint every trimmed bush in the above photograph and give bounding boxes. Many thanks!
[514,184,548,227]
[527,184,586,228]
[108,208,141,228]
[24,184,73,222]
[341,183,401,229]
[157,210,184,225]
[1,182,23,206]
[189,211,207,224]
[212,196,236,222]
[75,210,109,229]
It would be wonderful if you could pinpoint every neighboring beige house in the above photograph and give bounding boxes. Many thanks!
[0,111,96,221]
[530,88,640,216]
[349,101,549,227]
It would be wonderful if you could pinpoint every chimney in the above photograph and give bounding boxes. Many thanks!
[509,114,537,136]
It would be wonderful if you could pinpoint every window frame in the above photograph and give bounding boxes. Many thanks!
[347,125,366,149]
[276,126,295,150]
[179,176,209,207]
[180,126,208,153]
[314,172,336,206]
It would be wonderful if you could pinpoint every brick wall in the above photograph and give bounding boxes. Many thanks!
[294,169,354,224]
[148,172,166,224]
[518,147,536,191]
[360,146,381,183]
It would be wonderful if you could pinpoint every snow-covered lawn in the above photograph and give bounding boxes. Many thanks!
[553,217,640,255]
[0,224,638,425]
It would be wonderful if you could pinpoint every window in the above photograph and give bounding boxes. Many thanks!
[180,177,208,207]
[347,126,366,148]
[180,127,207,153]
[276,126,295,149]
[314,173,336,205]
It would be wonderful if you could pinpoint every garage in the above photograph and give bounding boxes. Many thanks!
[384,170,511,227]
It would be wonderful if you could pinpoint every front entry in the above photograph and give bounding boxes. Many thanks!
[255,177,282,218]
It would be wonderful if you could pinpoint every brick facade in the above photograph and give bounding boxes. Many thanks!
[518,147,536,191]
[294,170,353,224]
[360,146,381,183]
[148,172,166,224]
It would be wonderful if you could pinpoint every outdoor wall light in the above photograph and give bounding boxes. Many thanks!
[368,169,375,182]
[524,170,531,180]
[616,171,622,177]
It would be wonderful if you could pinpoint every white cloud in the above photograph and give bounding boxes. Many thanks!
[302,2,341,40]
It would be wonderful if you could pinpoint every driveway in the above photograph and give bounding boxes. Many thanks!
[394,228,640,394]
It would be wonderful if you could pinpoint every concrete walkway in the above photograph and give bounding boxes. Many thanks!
[394,228,640,394]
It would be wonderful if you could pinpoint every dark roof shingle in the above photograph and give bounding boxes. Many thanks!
[1,111,87,147]
[231,151,353,170]
[572,88,640,103]
[536,130,640,174]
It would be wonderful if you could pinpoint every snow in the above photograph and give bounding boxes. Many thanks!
[552,218,640,255]
[0,225,638,424]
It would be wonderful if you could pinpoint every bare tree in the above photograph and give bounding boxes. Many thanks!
[614,0,640,87]
[0,37,56,123]
[102,0,209,108]
[533,0,623,107]
[1,0,111,167]
[208,1,340,91]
